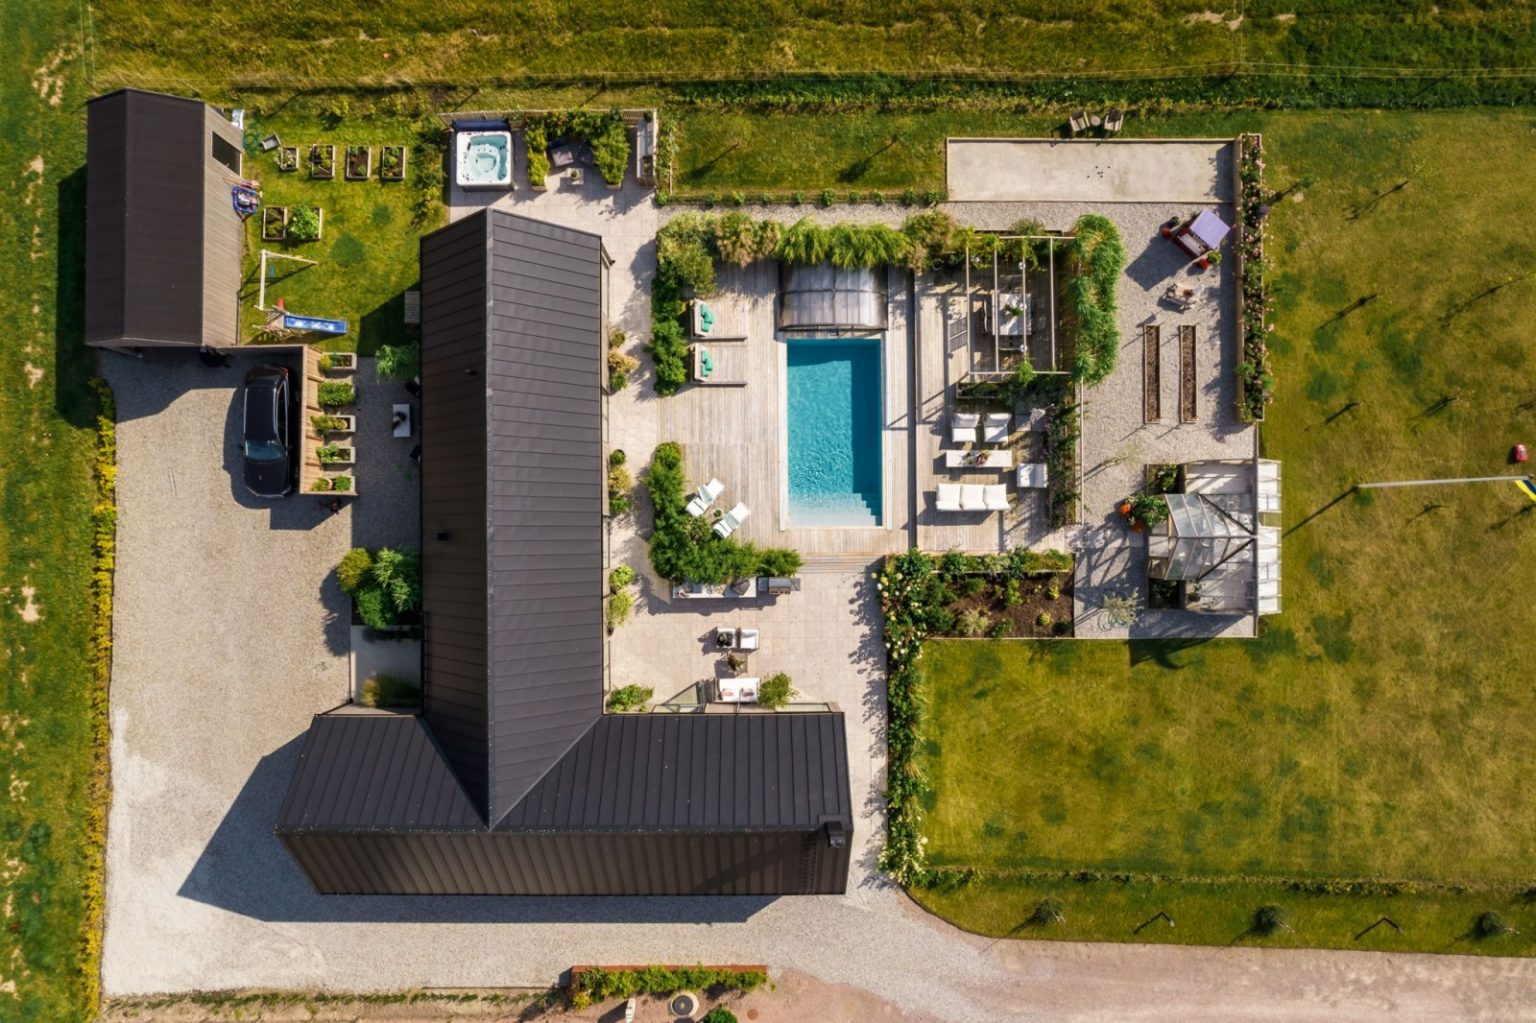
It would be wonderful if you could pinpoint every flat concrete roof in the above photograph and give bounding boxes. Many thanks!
[946,138,1234,204]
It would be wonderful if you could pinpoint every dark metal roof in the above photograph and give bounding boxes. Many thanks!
[276,714,482,832]
[85,88,210,346]
[496,712,852,832]
[277,210,855,894]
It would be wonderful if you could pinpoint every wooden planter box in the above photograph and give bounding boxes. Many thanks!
[318,446,356,467]
[379,145,407,182]
[288,207,324,242]
[277,146,299,172]
[309,144,335,180]
[311,413,355,435]
[261,206,288,241]
[310,475,355,495]
[320,352,355,374]
[345,145,372,181]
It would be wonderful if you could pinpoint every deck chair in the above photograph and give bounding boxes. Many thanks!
[936,483,962,512]
[713,502,751,538]
[983,484,1011,511]
[951,411,981,444]
[1104,108,1125,135]
[686,478,724,517]
[1068,110,1089,136]
[983,412,1011,444]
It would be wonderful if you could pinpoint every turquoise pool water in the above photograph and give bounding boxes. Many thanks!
[786,338,883,527]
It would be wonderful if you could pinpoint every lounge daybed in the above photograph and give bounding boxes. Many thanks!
[983,412,1011,444]
[713,502,751,538]
[686,478,725,517]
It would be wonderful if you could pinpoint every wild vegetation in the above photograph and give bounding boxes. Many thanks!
[336,547,423,628]
[644,442,801,583]
[569,965,766,1010]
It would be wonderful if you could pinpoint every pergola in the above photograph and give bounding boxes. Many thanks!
[960,234,1069,381]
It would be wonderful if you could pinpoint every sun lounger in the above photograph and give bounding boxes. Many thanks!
[983,412,1011,444]
[951,412,980,444]
[713,502,751,538]
[960,484,985,511]
[686,478,724,517]
[936,483,963,511]
[691,301,715,337]
[983,484,1011,511]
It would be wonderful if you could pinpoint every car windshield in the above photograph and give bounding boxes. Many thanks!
[245,439,285,462]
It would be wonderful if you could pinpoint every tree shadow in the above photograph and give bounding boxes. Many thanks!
[1283,486,1357,537]
[838,137,900,184]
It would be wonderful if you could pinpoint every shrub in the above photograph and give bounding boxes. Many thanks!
[957,608,990,636]
[759,672,795,709]
[525,119,550,187]
[1066,214,1127,385]
[360,673,420,708]
[606,587,634,629]
[337,547,373,593]
[1003,578,1022,607]
[648,320,689,396]
[609,448,627,467]
[847,190,863,204]
[922,188,946,206]
[608,463,634,515]
[316,444,343,462]
[608,328,639,390]
[819,188,836,206]
[961,575,987,598]
[1036,611,1054,628]
[355,583,392,628]
[570,966,766,1011]
[790,191,805,205]
[287,205,321,241]
[371,546,422,613]
[756,547,803,577]
[317,381,355,407]
[901,188,919,206]
[606,684,653,712]
[701,1009,738,1023]
[987,619,1008,639]
[375,341,420,381]
[311,414,347,432]
[1046,579,1063,601]
[609,565,636,591]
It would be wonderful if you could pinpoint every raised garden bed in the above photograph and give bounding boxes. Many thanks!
[287,206,324,242]
[345,144,371,180]
[379,144,407,182]
[319,351,355,374]
[938,569,1074,638]
[1143,323,1161,423]
[311,413,355,435]
[261,206,288,242]
[276,146,299,172]
[309,143,335,180]
[316,444,356,467]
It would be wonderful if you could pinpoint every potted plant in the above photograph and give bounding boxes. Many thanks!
[318,352,356,374]
[380,144,407,182]
[345,144,371,180]
[311,413,355,434]
[316,444,355,466]
[1205,250,1224,269]
[331,475,353,493]
[309,143,335,179]
[310,476,333,492]
[261,206,288,241]
[277,146,299,172]
[287,206,323,242]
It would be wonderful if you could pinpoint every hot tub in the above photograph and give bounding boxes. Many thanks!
[455,129,512,189]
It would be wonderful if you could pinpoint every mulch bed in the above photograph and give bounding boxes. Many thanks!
[1179,323,1197,422]
[940,571,1074,638]
[1143,323,1161,423]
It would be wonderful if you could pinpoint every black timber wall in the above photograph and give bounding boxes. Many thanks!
[278,827,851,896]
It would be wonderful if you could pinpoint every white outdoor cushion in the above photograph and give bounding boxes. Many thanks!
[936,483,962,511]
[960,484,985,511]
[983,484,1010,510]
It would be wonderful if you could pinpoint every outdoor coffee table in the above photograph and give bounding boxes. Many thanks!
[945,450,1014,471]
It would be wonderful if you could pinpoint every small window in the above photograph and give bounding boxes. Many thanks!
[211,133,241,174]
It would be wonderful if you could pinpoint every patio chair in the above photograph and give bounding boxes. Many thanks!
[1016,463,1049,489]
[736,627,761,651]
[686,478,724,517]
[935,483,963,511]
[960,484,986,511]
[713,502,751,538]
[1104,108,1124,135]
[1068,109,1089,136]
[983,484,1011,511]
[951,411,980,444]
[983,412,1011,444]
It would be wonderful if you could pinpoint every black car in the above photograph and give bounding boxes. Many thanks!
[242,365,292,498]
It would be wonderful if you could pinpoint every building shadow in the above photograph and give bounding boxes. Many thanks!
[55,167,95,429]
[177,735,778,924]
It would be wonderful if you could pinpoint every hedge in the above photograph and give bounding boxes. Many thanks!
[569,965,767,1010]
[644,442,800,583]
[1064,214,1126,386]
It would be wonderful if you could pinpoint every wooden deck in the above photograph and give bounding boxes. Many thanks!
[658,262,913,557]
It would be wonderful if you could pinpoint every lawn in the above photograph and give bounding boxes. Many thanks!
[89,0,1536,107]
[911,110,1536,951]
[0,0,108,1018]
[238,107,442,354]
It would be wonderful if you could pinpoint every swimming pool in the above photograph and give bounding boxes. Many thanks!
[455,130,512,189]
[785,337,883,527]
